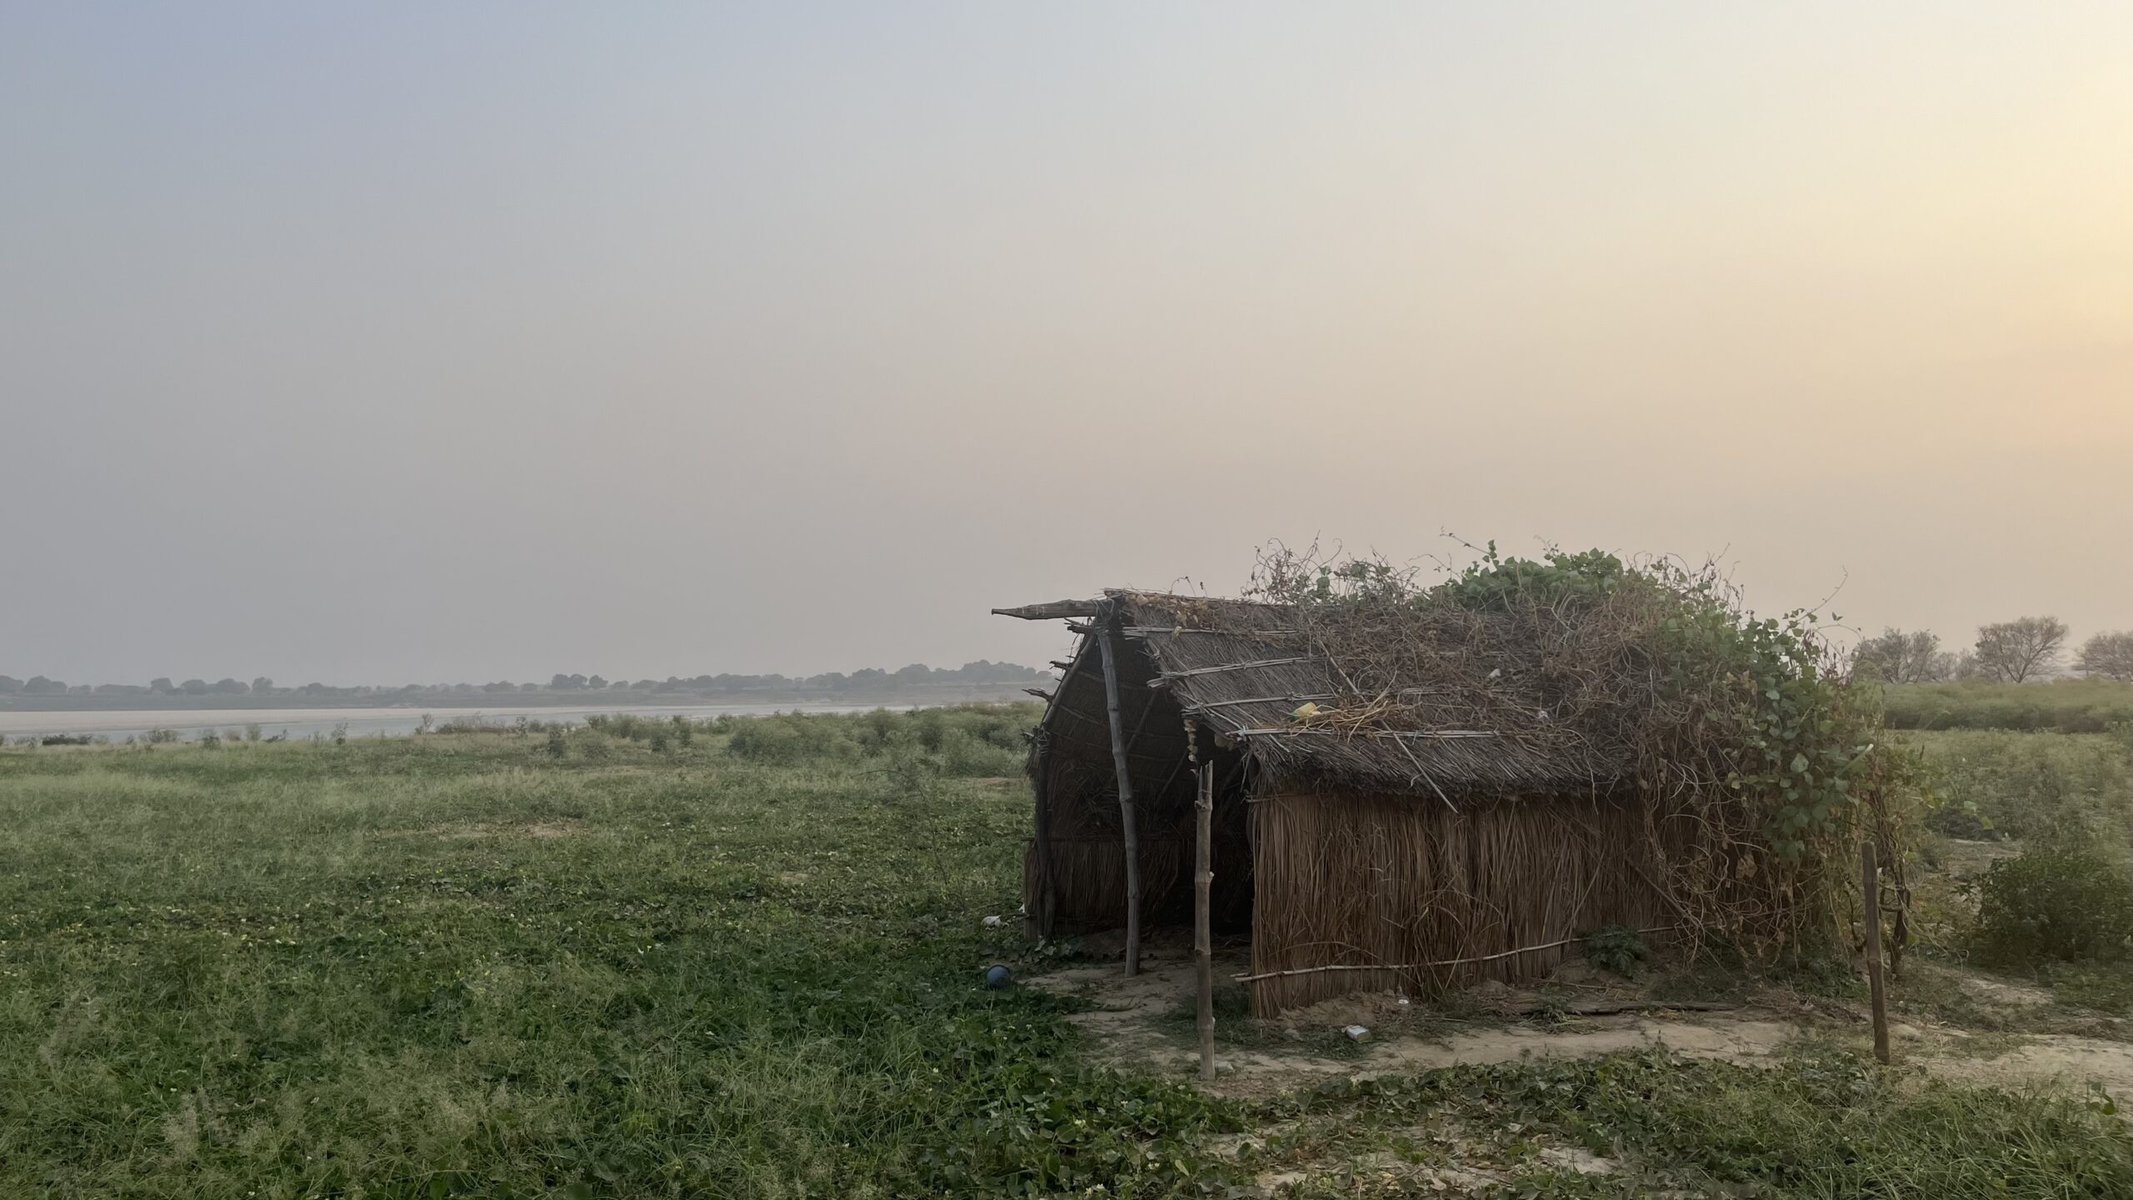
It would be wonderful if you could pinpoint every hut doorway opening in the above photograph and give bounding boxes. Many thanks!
[1026,622,1255,943]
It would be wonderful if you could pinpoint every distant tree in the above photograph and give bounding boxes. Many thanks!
[180,678,209,695]
[24,676,66,695]
[251,676,274,695]
[587,675,608,689]
[951,659,1048,682]
[209,678,248,695]
[1973,617,2070,683]
[0,675,20,695]
[550,674,587,690]
[149,677,175,694]
[1850,629,1954,683]
[2075,631,2133,682]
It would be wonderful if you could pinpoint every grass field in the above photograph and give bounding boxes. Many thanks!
[1884,679,2133,734]
[4,711,2131,1198]
[1903,727,2133,847]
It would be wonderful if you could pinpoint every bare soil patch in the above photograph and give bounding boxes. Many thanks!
[1033,938,2133,1110]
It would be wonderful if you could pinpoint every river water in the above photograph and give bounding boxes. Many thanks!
[0,703,906,744]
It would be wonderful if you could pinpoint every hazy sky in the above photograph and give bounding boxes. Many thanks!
[4,4,2128,685]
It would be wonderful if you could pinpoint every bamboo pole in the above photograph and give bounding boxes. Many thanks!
[1029,740,1055,938]
[1097,625,1142,976]
[1862,840,1890,1064]
[1195,758,1215,1082]
[1233,926,1682,983]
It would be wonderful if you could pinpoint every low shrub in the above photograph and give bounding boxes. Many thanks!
[725,713,863,765]
[727,705,1034,777]
[433,715,507,734]
[584,712,699,751]
[1972,850,2133,968]
[1583,925,1650,977]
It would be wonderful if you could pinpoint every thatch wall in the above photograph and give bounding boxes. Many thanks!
[1245,789,1674,1014]
[1024,747,1254,935]
[1023,836,1187,934]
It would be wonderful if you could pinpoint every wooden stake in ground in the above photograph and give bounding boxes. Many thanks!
[1097,625,1141,976]
[1028,739,1054,939]
[1862,839,1890,1064]
[1195,758,1215,1082]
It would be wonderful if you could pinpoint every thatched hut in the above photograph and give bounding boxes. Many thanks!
[997,589,1693,1017]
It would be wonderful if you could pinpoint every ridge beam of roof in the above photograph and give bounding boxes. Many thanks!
[992,600,1102,620]
[1180,694,1337,711]
[1229,727,1503,739]
[1149,656,1318,685]
[1122,625,1304,638]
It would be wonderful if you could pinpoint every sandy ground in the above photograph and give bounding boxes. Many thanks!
[1032,941,2133,1106]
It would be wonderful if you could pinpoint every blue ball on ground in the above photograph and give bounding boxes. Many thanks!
[983,964,1012,989]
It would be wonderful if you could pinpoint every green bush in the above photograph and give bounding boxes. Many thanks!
[724,713,863,765]
[1583,925,1650,977]
[1973,850,2133,967]
[726,705,1033,777]
[936,727,1025,777]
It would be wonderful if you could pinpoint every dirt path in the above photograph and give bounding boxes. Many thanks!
[1034,951,2133,1106]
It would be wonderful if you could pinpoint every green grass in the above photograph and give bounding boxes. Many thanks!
[1252,1051,2133,1198]
[1885,679,2133,734]
[1893,729,2133,1028]
[0,719,1229,1198]
[3,713,2130,1198]
[1903,728,2133,849]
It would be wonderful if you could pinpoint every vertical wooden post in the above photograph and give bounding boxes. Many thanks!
[1029,740,1055,939]
[1862,840,1890,1064]
[1195,757,1216,1082]
[1097,626,1141,976]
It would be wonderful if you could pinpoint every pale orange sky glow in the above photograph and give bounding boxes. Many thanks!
[2,4,2128,682]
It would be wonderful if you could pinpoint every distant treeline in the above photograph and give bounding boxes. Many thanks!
[0,660,1052,711]
[1848,616,2133,733]
[1852,618,2132,684]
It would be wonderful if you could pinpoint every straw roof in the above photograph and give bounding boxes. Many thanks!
[1021,590,1632,798]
